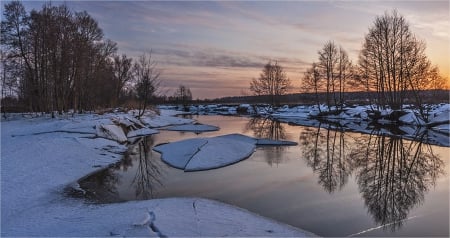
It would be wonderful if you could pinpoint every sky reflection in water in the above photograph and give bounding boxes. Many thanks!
[78,115,449,237]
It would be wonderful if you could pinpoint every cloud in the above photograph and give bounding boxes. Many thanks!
[152,47,265,68]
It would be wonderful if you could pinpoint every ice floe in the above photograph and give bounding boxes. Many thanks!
[127,127,159,138]
[140,114,194,128]
[153,133,298,171]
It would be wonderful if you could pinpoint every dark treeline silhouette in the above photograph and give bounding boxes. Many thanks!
[1,1,161,116]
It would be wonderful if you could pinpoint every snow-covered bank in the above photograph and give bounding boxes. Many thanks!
[271,104,450,147]
[1,112,314,236]
[174,103,449,146]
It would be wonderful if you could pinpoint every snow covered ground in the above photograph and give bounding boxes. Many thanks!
[1,112,314,237]
[173,103,450,146]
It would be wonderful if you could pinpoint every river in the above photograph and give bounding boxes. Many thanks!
[78,115,449,237]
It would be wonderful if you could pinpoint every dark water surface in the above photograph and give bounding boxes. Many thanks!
[79,115,449,237]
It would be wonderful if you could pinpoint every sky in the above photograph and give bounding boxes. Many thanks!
[15,1,450,99]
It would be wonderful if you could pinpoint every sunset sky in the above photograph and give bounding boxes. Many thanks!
[19,1,450,99]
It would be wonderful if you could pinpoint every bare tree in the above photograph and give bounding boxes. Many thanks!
[427,66,448,90]
[112,54,133,106]
[318,41,338,110]
[317,41,352,111]
[302,62,322,112]
[134,51,161,118]
[336,46,353,110]
[173,85,192,109]
[250,61,291,106]
[359,10,433,111]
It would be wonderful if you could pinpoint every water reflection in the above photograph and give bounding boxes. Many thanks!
[299,124,354,193]
[132,137,163,199]
[79,136,164,202]
[352,129,445,230]
[245,117,288,166]
[245,117,287,140]
[300,125,445,230]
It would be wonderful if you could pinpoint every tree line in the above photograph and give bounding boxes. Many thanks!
[250,10,448,112]
[0,1,166,117]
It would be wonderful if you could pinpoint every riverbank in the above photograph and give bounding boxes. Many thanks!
[1,112,314,237]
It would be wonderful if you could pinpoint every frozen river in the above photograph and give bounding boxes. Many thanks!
[78,115,449,237]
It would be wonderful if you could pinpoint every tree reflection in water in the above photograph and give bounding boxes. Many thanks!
[79,136,163,203]
[245,117,288,166]
[352,129,444,231]
[299,124,354,193]
[299,125,444,230]
[132,136,163,199]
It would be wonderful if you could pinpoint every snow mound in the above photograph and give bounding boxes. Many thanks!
[165,123,220,133]
[127,127,159,138]
[429,105,450,125]
[140,115,194,128]
[112,117,135,128]
[153,133,297,171]
[96,124,128,143]
[399,112,426,126]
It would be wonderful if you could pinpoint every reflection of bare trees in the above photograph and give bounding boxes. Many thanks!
[78,135,164,203]
[245,117,287,140]
[132,136,163,199]
[300,125,445,230]
[299,124,354,193]
[245,117,288,165]
[351,130,444,230]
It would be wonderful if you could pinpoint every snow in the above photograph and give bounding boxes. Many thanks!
[127,127,159,138]
[140,114,194,128]
[1,112,313,237]
[269,103,450,146]
[153,133,297,171]
[433,124,450,133]
[165,123,220,133]
[184,137,255,171]
[113,117,135,128]
[399,111,426,125]
[96,124,128,143]
[429,104,450,125]
[153,138,208,169]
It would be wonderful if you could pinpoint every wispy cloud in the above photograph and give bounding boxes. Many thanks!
[153,48,265,68]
